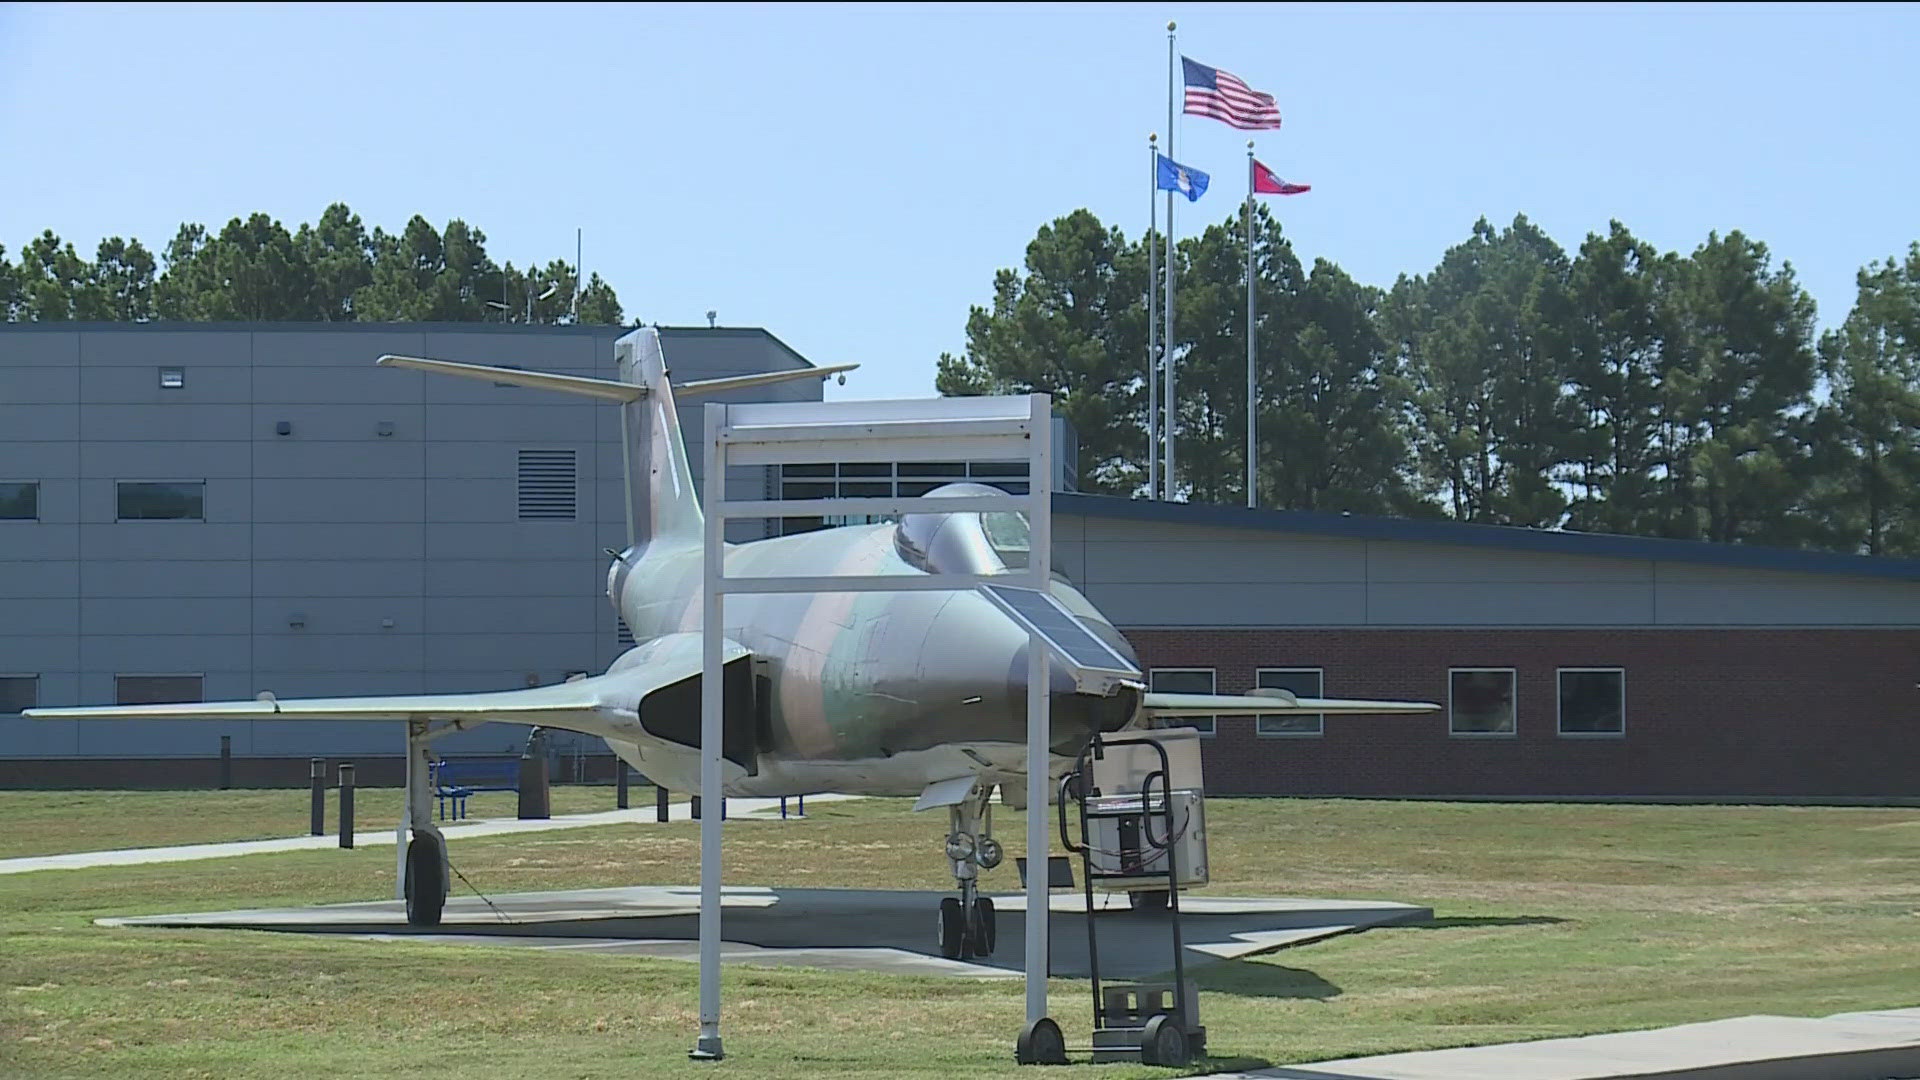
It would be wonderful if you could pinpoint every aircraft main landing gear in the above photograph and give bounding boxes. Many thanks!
[937,784,1000,960]
[402,720,450,927]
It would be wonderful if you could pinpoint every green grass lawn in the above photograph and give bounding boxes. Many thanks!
[3,793,1919,1078]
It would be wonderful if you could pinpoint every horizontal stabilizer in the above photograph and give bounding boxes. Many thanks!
[677,363,859,399]
[376,355,644,402]
[1142,691,1440,717]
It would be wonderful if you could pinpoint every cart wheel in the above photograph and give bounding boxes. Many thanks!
[938,896,967,959]
[970,895,996,956]
[1016,1015,1068,1065]
[1128,889,1170,914]
[1140,1013,1189,1067]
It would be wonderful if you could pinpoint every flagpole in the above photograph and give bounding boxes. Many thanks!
[1164,20,1177,499]
[1246,141,1256,509]
[1147,133,1160,502]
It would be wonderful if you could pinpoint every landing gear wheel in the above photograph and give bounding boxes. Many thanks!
[404,833,445,927]
[1128,889,1170,914]
[970,895,996,956]
[1139,1013,1189,1067]
[1016,1016,1068,1065]
[938,896,967,960]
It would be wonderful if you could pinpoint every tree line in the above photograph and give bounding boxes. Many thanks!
[0,203,624,325]
[938,209,1920,557]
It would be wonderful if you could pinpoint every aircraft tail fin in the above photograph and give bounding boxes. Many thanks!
[377,329,855,549]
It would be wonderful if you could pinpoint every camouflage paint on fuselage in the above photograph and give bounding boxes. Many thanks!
[609,515,1139,774]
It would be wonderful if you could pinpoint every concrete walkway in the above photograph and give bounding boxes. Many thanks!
[0,793,854,875]
[1233,1008,1920,1080]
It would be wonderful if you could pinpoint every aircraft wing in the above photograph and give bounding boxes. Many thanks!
[1142,691,1440,717]
[22,634,752,742]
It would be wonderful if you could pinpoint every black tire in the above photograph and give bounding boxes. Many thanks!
[1128,889,1170,914]
[970,895,996,957]
[938,896,967,960]
[404,834,445,927]
[1140,1013,1189,1067]
[1015,1016,1068,1065]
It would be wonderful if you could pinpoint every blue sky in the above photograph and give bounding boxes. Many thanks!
[3,2,1916,401]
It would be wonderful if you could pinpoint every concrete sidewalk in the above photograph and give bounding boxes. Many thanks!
[0,793,852,875]
[1233,1008,1920,1080]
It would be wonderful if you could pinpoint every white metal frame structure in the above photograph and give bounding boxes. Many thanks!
[695,393,1055,1061]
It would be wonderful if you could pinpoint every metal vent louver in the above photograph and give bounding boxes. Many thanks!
[517,449,577,521]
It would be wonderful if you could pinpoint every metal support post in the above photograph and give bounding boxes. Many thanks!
[337,763,355,848]
[617,763,629,809]
[399,723,436,897]
[309,757,325,836]
[692,405,727,1063]
[657,783,670,823]
[218,734,232,790]
[1024,391,1055,1029]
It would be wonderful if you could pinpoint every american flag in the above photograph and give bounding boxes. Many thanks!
[1182,56,1282,131]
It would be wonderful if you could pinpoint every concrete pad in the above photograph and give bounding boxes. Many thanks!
[1239,1010,1920,1080]
[99,884,1430,980]
[0,794,856,875]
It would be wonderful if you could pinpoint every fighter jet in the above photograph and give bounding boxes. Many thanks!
[28,328,1437,959]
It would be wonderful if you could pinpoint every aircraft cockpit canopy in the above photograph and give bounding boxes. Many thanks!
[894,482,1031,575]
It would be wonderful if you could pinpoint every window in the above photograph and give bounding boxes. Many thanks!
[0,676,37,715]
[158,367,185,389]
[517,449,578,520]
[115,675,203,705]
[1149,668,1215,736]
[0,482,37,520]
[1256,668,1324,737]
[1449,668,1516,737]
[117,481,204,521]
[1559,668,1625,737]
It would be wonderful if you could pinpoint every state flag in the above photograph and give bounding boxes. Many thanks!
[1252,160,1310,195]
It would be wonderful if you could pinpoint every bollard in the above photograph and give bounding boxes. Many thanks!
[309,758,325,836]
[796,794,805,818]
[690,795,701,820]
[656,784,669,823]
[617,763,629,809]
[780,796,788,820]
[337,763,355,848]
[219,735,232,790]
[518,745,551,821]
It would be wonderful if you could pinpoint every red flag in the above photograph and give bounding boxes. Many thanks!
[1252,160,1310,196]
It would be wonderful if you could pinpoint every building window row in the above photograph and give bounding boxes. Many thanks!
[0,481,208,522]
[777,461,1031,535]
[0,674,207,715]
[1146,666,1627,739]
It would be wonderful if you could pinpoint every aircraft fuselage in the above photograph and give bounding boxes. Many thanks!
[600,522,1140,799]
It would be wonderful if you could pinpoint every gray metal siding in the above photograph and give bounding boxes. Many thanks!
[0,324,809,760]
[1060,513,1920,629]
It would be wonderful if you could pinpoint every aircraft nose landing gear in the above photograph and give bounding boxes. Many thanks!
[937,786,999,960]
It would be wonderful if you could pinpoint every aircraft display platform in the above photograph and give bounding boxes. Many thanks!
[100,885,1431,979]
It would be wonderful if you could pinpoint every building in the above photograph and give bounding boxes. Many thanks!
[1055,497,1920,802]
[3,324,1916,799]
[0,323,827,784]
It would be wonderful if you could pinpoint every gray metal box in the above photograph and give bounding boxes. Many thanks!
[1083,788,1208,890]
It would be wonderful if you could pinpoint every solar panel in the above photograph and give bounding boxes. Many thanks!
[979,585,1142,682]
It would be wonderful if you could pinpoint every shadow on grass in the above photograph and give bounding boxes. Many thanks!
[1402,915,1568,930]
[1188,957,1342,1000]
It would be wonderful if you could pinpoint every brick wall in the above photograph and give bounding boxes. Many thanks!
[1127,627,1920,799]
